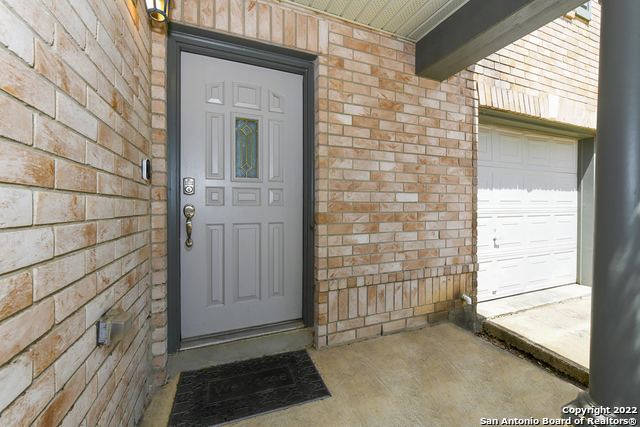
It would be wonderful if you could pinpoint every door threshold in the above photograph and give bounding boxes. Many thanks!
[179,320,306,351]
[168,322,313,377]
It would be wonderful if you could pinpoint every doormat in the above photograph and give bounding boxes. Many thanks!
[168,349,331,426]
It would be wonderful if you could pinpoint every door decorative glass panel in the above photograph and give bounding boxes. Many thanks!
[235,118,259,178]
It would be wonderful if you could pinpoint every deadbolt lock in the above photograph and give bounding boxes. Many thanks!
[183,177,195,195]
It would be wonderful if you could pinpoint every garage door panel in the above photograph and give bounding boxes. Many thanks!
[476,216,493,254]
[528,174,554,207]
[494,130,523,166]
[496,216,524,248]
[525,136,552,167]
[481,249,577,298]
[494,173,525,204]
[482,131,577,174]
[528,174,552,191]
[477,260,493,300]
[478,127,493,163]
[552,176,578,206]
[554,213,578,244]
[529,174,576,206]
[480,213,576,250]
[496,257,525,294]
[553,250,577,283]
[482,170,575,210]
[527,253,553,286]
[528,215,553,245]
[552,140,578,173]
[477,171,493,206]
[477,125,578,301]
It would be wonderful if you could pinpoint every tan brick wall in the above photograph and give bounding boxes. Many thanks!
[149,0,476,383]
[474,4,600,129]
[0,0,152,425]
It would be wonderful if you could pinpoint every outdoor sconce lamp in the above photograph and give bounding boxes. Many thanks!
[144,0,171,23]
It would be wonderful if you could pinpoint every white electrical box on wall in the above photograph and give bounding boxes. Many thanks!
[97,308,133,346]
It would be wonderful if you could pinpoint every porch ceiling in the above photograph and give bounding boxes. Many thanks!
[285,0,471,41]
[285,0,588,81]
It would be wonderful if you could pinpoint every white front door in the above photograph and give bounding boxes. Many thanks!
[477,125,578,301]
[180,52,304,339]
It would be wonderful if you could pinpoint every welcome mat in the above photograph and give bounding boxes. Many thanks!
[168,349,331,426]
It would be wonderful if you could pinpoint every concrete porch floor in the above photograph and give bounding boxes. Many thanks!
[477,284,592,383]
[139,323,580,426]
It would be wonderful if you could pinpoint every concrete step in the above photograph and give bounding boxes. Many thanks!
[482,319,589,387]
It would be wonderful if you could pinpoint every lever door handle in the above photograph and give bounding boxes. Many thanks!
[183,204,195,247]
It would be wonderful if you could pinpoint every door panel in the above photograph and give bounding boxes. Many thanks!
[268,223,284,297]
[207,224,224,306]
[206,112,224,179]
[180,52,303,339]
[233,223,261,301]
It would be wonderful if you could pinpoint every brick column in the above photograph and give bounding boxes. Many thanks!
[150,23,170,386]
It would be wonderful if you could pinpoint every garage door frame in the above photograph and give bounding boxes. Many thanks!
[478,109,596,295]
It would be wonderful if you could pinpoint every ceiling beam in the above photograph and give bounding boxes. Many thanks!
[415,0,588,81]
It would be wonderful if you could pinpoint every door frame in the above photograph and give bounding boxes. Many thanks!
[166,23,317,353]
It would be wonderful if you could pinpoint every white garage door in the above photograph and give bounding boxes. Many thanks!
[477,125,578,301]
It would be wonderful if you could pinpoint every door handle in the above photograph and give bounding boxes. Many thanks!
[183,204,195,247]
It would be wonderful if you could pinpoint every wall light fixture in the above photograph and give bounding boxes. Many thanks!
[145,0,171,23]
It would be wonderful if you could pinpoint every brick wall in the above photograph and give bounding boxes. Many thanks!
[474,3,600,129]
[149,0,476,384]
[0,0,152,425]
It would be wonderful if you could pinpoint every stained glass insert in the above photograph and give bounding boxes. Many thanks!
[235,118,259,178]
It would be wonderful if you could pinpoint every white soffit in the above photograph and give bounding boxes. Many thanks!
[286,0,472,41]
